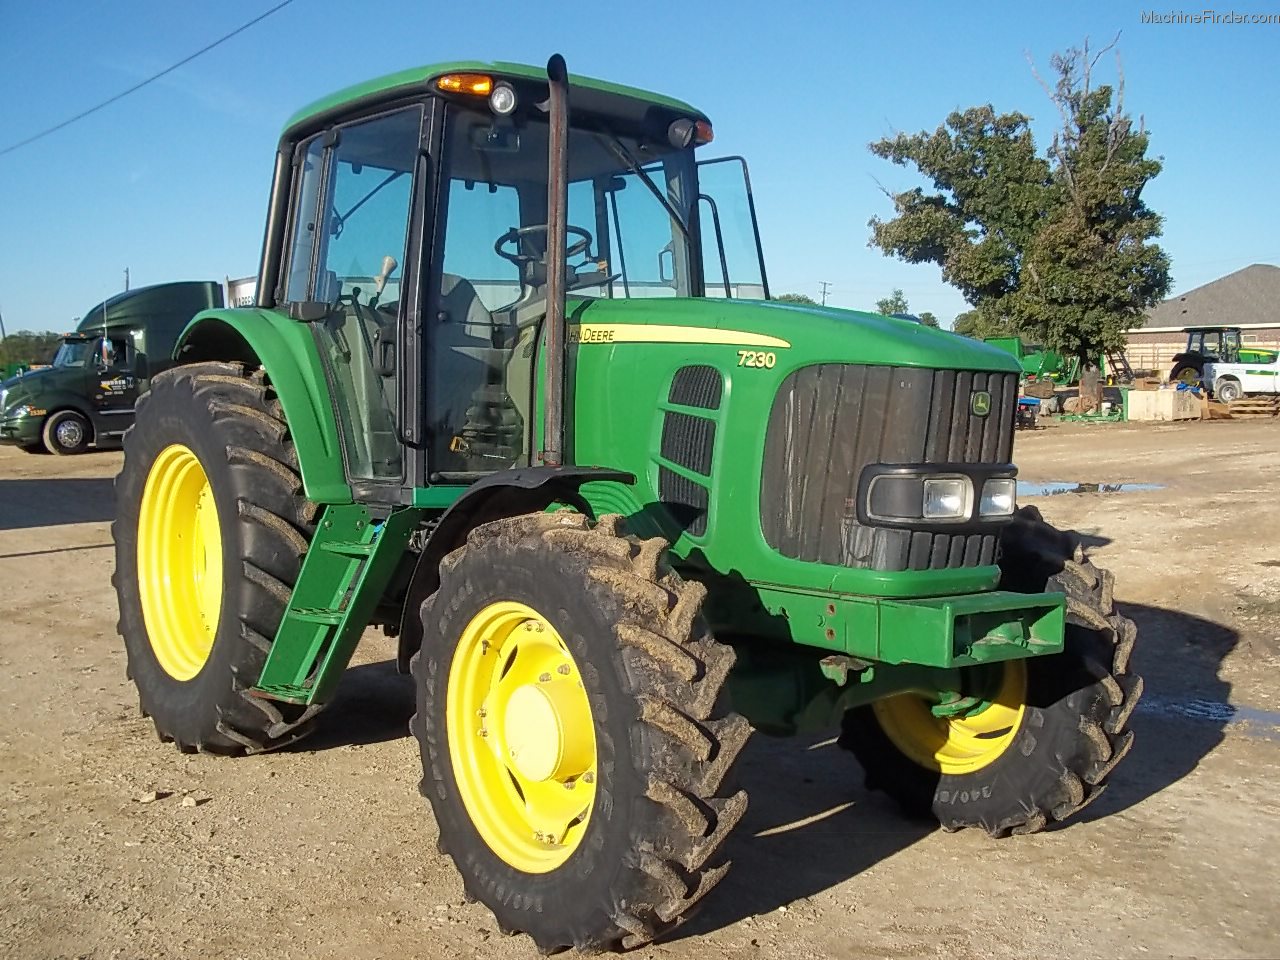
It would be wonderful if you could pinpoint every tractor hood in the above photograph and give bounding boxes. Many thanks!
[569,298,1020,373]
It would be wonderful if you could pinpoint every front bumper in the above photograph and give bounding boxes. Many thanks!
[0,414,43,446]
[729,581,1066,668]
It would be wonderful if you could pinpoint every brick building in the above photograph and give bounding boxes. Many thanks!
[1125,263,1280,372]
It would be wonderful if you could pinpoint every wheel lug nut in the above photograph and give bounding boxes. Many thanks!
[557,664,570,676]
[539,672,552,683]
[582,772,594,784]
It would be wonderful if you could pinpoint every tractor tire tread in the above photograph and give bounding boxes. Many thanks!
[115,362,319,755]
[411,511,748,953]
[840,504,1141,837]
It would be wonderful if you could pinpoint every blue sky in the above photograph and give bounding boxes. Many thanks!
[1,0,1277,332]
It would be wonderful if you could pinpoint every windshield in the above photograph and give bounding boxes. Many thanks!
[52,339,93,368]
[441,105,698,309]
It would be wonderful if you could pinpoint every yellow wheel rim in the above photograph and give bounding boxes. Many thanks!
[446,601,597,873]
[136,444,223,681]
[873,660,1027,775]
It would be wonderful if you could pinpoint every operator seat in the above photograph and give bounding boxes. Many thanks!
[433,274,510,463]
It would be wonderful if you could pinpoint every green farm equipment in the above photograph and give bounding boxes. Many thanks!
[112,58,1141,951]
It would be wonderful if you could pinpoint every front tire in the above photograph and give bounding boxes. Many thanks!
[413,511,749,952]
[840,506,1141,836]
[43,410,91,454]
[113,362,319,753]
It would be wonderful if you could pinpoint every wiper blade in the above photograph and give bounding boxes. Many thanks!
[335,170,405,232]
[596,133,688,239]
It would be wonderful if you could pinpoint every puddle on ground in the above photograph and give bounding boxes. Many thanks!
[1017,481,1165,497]
[1136,696,1280,742]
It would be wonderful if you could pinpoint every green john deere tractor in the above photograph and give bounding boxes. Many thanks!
[112,57,1141,951]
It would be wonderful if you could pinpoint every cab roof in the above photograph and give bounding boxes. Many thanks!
[284,60,708,137]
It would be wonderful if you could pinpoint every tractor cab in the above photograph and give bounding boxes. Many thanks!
[263,66,768,490]
[1182,326,1242,363]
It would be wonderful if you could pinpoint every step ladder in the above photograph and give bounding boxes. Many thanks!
[250,503,421,706]
[1104,348,1134,383]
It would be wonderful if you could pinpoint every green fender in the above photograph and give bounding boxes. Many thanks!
[174,307,351,504]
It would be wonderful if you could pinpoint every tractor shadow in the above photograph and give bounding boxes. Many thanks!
[292,659,415,751]
[1062,601,1237,828]
[677,601,1237,938]
[0,478,116,530]
[676,733,934,938]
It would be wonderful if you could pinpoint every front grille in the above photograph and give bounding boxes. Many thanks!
[760,364,1017,572]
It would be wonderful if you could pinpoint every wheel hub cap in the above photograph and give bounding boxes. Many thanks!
[446,602,597,873]
[503,680,594,782]
[873,659,1028,775]
[136,444,223,681]
[57,420,83,446]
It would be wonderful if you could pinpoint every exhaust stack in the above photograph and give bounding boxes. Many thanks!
[541,53,569,468]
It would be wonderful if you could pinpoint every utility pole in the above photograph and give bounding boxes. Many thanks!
[818,281,831,306]
[124,267,130,291]
[0,303,7,340]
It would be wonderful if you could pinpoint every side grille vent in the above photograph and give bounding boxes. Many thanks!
[657,365,721,538]
[659,467,709,537]
[660,412,715,477]
[668,364,723,410]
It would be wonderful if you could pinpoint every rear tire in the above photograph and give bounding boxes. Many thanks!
[1168,362,1201,386]
[113,362,319,753]
[413,511,749,952]
[43,410,91,454]
[840,505,1141,836]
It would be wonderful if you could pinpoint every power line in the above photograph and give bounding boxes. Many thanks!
[0,0,294,159]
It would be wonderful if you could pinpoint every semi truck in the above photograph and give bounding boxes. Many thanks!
[0,279,253,454]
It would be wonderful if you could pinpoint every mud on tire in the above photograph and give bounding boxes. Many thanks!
[412,511,750,952]
[113,361,319,753]
[840,505,1142,836]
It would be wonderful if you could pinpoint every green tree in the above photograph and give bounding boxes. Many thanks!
[0,331,61,369]
[917,311,939,328]
[875,288,910,315]
[773,292,817,305]
[869,37,1170,407]
[951,309,1016,339]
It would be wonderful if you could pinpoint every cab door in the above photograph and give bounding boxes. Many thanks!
[278,105,426,492]
[90,334,139,437]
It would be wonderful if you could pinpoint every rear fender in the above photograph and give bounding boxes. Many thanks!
[174,309,351,503]
[395,467,635,672]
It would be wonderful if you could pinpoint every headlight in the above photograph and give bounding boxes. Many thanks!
[489,82,517,115]
[922,477,970,520]
[980,478,1017,517]
[7,404,30,418]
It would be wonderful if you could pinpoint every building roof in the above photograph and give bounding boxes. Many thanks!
[1143,263,1280,330]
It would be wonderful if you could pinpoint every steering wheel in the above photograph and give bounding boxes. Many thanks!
[494,224,593,266]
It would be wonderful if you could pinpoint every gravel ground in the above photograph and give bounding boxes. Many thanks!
[1,417,1278,960]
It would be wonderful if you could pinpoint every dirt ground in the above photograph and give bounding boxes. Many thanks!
[2,418,1278,960]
